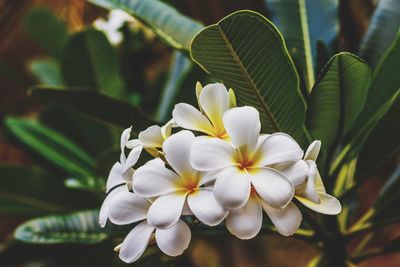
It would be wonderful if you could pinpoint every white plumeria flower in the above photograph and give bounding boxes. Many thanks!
[107,188,191,263]
[278,141,341,215]
[106,127,143,192]
[190,106,303,211]
[93,9,135,45]
[136,119,176,157]
[132,130,228,229]
[172,83,236,139]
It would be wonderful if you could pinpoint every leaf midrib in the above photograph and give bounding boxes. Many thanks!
[216,23,281,132]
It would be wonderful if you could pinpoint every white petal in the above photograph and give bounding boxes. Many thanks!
[155,219,191,257]
[198,83,229,132]
[160,119,176,140]
[147,193,187,229]
[301,160,320,203]
[187,189,228,226]
[99,186,125,227]
[256,133,304,167]
[106,162,124,193]
[251,168,294,208]
[108,190,150,225]
[126,139,141,149]
[163,130,197,177]
[120,127,132,162]
[122,145,142,174]
[214,167,251,209]
[132,158,180,197]
[296,193,341,215]
[226,194,262,239]
[172,103,214,135]
[223,106,261,153]
[190,137,236,171]
[304,140,321,161]
[119,221,155,263]
[261,201,302,236]
[228,88,236,108]
[139,125,163,148]
[279,160,309,188]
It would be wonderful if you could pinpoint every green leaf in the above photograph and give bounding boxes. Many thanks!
[23,7,68,57]
[28,58,64,86]
[306,53,371,151]
[154,51,193,122]
[30,87,154,129]
[359,0,400,68]
[61,29,125,98]
[190,10,309,147]
[5,117,96,180]
[14,210,116,244]
[357,100,400,178]
[267,0,338,92]
[88,0,204,51]
[0,165,99,216]
[351,32,400,139]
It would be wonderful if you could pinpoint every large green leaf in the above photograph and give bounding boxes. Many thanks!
[5,117,95,180]
[14,210,118,244]
[350,32,400,139]
[0,165,99,216]
[190,10,309,147]
[154,51,193,122]
[23,7,68,57]
[61,29,125,98]
[306,53,371,151]
[30,87,154,130]
[359,0,400,68]
[29,58,64,86]
[87,0,203,51]
[267,0,339,92]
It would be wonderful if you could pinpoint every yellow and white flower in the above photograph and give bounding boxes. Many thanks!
[172,83,236,139]
[278,141,342,215]
[132,130,228,229]
[107,188,191,263]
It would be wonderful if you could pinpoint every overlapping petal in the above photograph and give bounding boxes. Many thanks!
[163,130,197,177]
[106,162,124,193]
[223,106,261,153]
[226,194,262,239]
[304,140,321,161]
[296,193,341,215]
[133,158,181,197]
[255,133,303,167]
[108,190,150,225]
[147,192,187,229]
[261,201,302,236]
[213,167,251,209]
[119,221,155,263]
[99,186,125,227]
[187,188,228,226]
[199,83,229,133]
[155,219,191,256]
[278,160,309,188]
[139,125,164,148]
[250,168,294,208]
[172,103,214,135]
[190,138,236,171]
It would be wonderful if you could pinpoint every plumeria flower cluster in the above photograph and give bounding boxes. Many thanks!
[99,82,341,263]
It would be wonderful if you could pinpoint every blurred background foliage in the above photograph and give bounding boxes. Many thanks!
[0,0,399,266]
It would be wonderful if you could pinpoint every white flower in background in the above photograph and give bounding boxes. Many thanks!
[133,130,228,229]
[172,83,236,139]
[278,141,341,215]
[106,188,191,263]
[190,106,304,236]
[106,127,143,191]
[136,119,176,157]
[93,9,135,45]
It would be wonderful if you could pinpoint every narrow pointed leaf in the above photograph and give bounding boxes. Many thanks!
[359,0,400,68]
[190,10,309,147]
[88,0,203,50]
[306,53,371,151]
